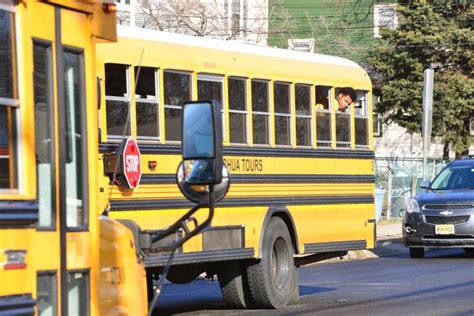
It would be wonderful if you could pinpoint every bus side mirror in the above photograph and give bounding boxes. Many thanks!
[177,100,229,203]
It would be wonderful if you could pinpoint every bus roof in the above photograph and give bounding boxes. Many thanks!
[117,26,361,70]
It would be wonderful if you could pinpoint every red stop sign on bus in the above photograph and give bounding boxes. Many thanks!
[120,138,142,189]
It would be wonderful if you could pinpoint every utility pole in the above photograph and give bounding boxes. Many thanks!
[422,68,434,181]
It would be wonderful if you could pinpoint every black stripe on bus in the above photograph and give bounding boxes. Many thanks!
[99,143,374,159]
[140,174,375,185]
[109,195,374,211]
[0,201,39,228]
[304,240,367,254]
[0,294,36,315]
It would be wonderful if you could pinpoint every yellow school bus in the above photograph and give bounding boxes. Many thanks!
[96,26,375,309]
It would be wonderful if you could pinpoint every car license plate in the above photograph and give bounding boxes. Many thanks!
[435,224,455,235]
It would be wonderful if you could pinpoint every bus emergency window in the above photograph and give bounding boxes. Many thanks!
[335,87,351,148]
[34,42,55,228]
[164,70,191,142]
[105,63,131,137]
[315,85,332,147]
[355,90,369,147]
[0,5,18,191]
[135,66,160,140]
[295,84,311,146]
[251,80,269,145]
[274,82,291,146]
[228,77,248,144]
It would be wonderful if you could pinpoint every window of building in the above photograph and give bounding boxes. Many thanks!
[105,63,131,138]
[0,4,19,191]
[315,85,332,147]
[335,87,352,148]
[135,66,160,141]
[355,90,369,147]
[374,4,398,38]
[295,84,312,146]
[251,80,270,145]
[274,82,291,146]
[228,77,248,144]
[163,70,191,142]
[231,0,241,36]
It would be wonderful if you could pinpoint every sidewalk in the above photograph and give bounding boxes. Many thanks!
[373,220,407,257]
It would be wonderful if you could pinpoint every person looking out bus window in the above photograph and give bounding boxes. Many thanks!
[335,87,356,112]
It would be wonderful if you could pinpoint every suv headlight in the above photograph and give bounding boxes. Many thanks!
[406,198,421,214]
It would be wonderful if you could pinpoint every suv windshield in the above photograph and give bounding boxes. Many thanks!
[430,165,474,190]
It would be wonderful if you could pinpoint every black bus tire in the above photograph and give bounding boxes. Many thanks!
[218,261,254,309]
[247,217,296,309]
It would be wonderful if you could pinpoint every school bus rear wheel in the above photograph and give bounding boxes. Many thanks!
[246,217,297,309]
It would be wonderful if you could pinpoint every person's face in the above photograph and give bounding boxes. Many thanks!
[337,93,353,112]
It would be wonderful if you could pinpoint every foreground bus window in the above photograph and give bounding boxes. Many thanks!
[34,42,55,227]
[0,6,18,190]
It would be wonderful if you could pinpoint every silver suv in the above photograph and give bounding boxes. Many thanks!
[403,158,474,258]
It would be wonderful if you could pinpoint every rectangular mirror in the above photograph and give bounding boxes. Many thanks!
[183,102,215,159]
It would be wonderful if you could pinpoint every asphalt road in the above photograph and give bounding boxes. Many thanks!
[153,248,474,316]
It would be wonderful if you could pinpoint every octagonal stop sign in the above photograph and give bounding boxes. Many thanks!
[117,138,142,189]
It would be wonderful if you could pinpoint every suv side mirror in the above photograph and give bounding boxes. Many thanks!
[420,180,430,190]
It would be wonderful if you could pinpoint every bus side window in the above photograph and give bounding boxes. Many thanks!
[335,87,351,148]
[355,90,369,147]
[163,70,191,142]
[135,66,160,141]
[251,79,270,145]
[295,84,312,147]
[315,85,332,147]
[0,7,18,190]
[105,63,131,138]
[274,82,291,146]
[228,77,248,145]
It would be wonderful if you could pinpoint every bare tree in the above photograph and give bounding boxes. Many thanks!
[124,0,272,44]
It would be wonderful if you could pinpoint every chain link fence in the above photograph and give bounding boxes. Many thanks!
[374,157,447,221]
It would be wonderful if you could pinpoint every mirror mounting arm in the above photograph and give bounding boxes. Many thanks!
[142,186,216,253]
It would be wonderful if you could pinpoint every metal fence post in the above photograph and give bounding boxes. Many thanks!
[386,160,393,221]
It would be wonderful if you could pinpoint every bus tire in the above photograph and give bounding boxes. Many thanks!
[218,261,254,309]
[247,217,296,309]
